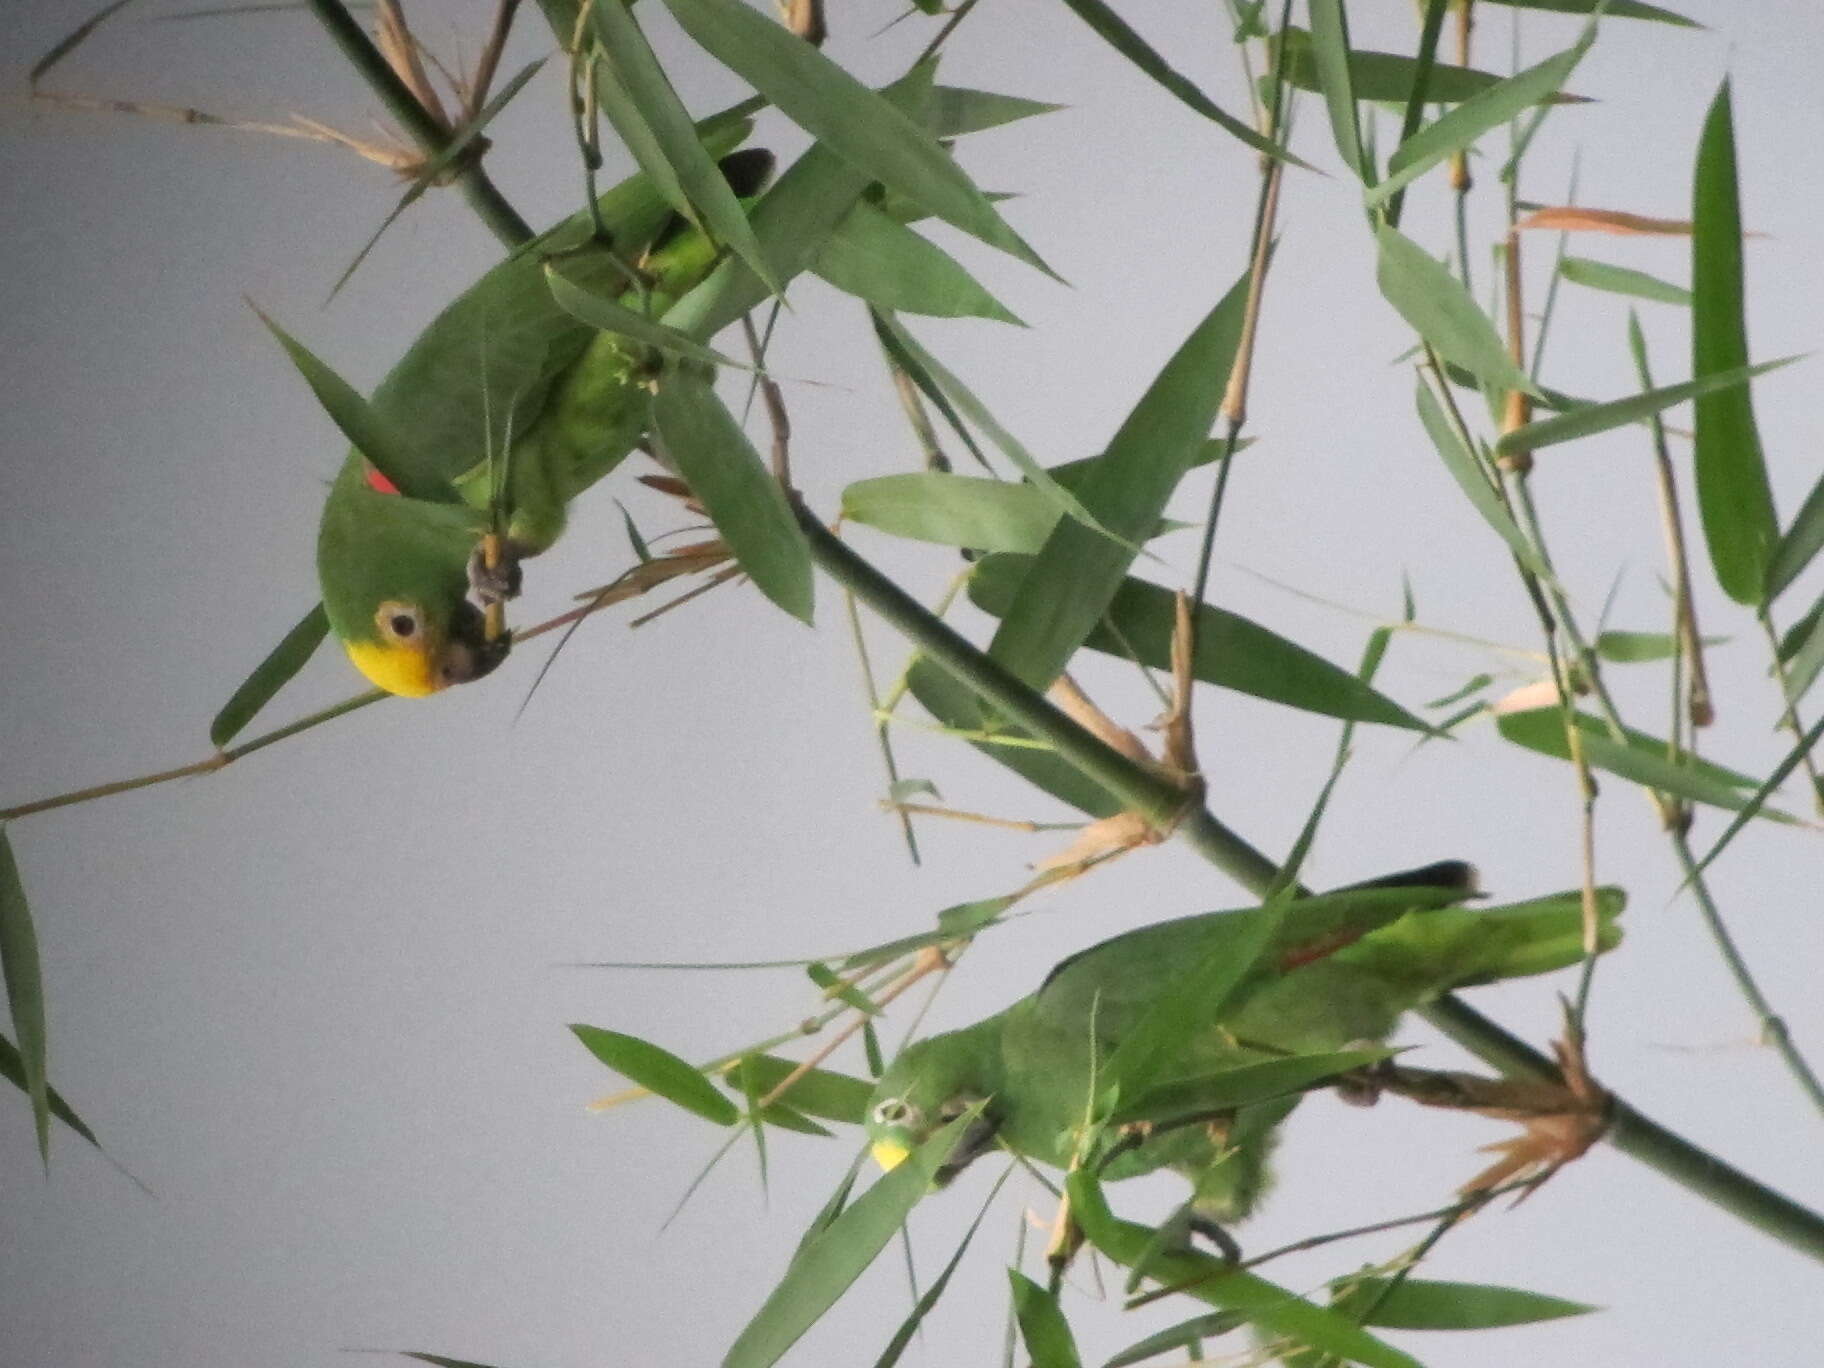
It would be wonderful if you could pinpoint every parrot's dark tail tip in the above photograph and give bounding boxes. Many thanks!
[1340,859,1481,896]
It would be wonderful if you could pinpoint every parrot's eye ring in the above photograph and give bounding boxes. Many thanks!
[375,601,425,645]
[872,1098,918,1127]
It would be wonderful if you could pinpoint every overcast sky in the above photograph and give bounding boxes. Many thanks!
[3,2,1823,1365]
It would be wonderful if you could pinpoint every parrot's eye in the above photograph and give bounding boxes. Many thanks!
[375,601,425,645]
[872,1098,918,1128]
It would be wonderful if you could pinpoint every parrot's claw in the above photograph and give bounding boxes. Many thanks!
[1186,1215,1242,1264]
[468,543,524,605]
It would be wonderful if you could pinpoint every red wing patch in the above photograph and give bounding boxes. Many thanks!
[364,464,400,496]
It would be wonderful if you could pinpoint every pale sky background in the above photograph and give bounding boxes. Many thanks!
[3,2,1823,1366]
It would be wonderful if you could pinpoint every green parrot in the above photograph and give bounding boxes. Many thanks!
[865,863,1623,1223]
[315,146,773,697]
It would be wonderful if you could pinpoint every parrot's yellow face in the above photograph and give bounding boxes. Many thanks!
[345,598,507,697]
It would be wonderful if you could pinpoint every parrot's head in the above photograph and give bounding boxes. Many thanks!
[343,595,510,697]
[865,1032,1002,1182]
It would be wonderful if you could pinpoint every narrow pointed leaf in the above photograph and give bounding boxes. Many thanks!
[723,1111,982,1368]
[844,473,1066,553]
[1112,1048,1395,1126]
[662,0,1047,273]
[1767,469,1824,600]
[651,369,813,623]
[1055,0,1312,168]
[1331,1277,1598,1329]
[1277,26,1588,106]
[1496,707,1792,819]
[570,1024,739,1125]
[589,0,781,294]
[1009,1272,1082,1368]
[255,307,442,502]
[0,829,49,1162]
[928,86,1065,137]
[1687,710,1824,887]
[1066,1171,1421,1368]
[1379,228,1537,395]
[397,1354,506,1368]
[1595,629,1725,663]
[814,200,1023,323]
[1368,25,1594,207]
[1780,601,1824,705]
[1692,81,1778,605]
[720,1055,871,1124]
[1560,256,1691,305]
[969,557,1429,730]
[1307,3,1368,182]
[1497,356,1797,456]
[1413,382,1553,579]
[985,272,1250,688]
[1480,0,1696,22]
[873,1169,1009,1367]
[210,604,329,747]
[0,1031,101,1151]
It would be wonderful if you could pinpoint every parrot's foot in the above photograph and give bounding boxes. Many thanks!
[467,543,524,605]
[1186,1215,1242,1264]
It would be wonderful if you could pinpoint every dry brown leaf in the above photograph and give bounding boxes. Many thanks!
[1048,675,1154,766]
[1515,206,1693,236]
[1031,811,1157,874]
[1490,678,1563,715]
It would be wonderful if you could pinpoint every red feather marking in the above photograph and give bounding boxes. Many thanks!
[364,464,400,495]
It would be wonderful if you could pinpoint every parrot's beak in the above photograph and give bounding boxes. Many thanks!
[870,1139,912,1173]
[933,1113,1001,1186]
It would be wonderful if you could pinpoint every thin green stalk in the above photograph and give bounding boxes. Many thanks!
[304,0,534,251]
[796,501,1824,1263]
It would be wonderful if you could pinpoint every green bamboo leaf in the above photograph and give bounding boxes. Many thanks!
[984,272,1250,689]
[209,604,330,747]
[1560,256,1691,306]
[813,200,1024,323]
[1009,1272,1083,1368]
[651,368,813,623]
[1595,629,1728,663]
[255,305,443,502]
[1066,1171,1421,1368]
[569,1024,739,1126]
[662,0,1048,273]
[398,1353,508,1368]
[927,86,1066,137]
[1427,673,1494,709]
[1414,382,1554,580]
[1781,601,1824,705]
[1112,1048,1395,1126]
[1768,469,1824,601]
[1367,25,1594,207]
[836,894,1020,972]
[28,0,136,86]
[1306,3,1368,183]
[1693,81,1779,605]
[873,1169,1009,1367]
[969,557,1429,730]
[843,473,1063,553]
[903,660,1124,820]
[1684,711,1824,887]
[589,0,781,294]
[1497,356,1798,456]
[1496,707,1793,819]
[723,1110,982,1368]
[0,1031,101,1151]
[1480,0,1697,23]
[1277,26,1589,106]
[1054,0,1313,169]
[719,1055,872,1124]
[0,829,49,1163]
[544,261,740,367]
[1105,1312,1248,1367]
[874,312,1103,533]
[1380,228,1538,395]
[664,68,933,343]
[1332,1277,1598,1329]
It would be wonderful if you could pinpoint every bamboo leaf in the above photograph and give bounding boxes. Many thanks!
[1780,600,1824,705]
[569,1024,740,1126]
[723,1111,982,1368]
[1559,256,1691,305]
[813,200,1024,323]
[1497,356,1797,455]
[210,604,330,747]
[1332,1277,1598,1329]
[1066,1171,1421,1368]
[1479,0,1697,23]
[985,272,1251,688]
[1496,707,1792,819]
[589,0,781,293]
[1306,3,1368,183]
[1595,629,1726,663]
[1277,26,1589,106]
[1768,469,1824,601]
[0,1031,102,1152]
[872,1168,1010,1367]
[969,557,1430,730]
[0,829,49,1163]
[1053,0,1313,168]
[545,261,740,367]
[1414,382,1553,580]
[927,86,1065,137]
[662,0,1049,273]
[1368,25,1594,207]
[719,1056,872,1124]
[1112,1048,1395,1127]
[1680,710,1824,889]
[1378,227,1538,395]
[1008,1272,1083,1368]
[1692,80,1779,605]
[651,368,813,623]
